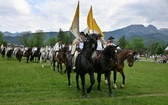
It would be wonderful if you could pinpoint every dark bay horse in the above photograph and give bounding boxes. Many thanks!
[56,46,68,74]
[75,34,98,96]
[94,45,118,96]
[112,50,136,89]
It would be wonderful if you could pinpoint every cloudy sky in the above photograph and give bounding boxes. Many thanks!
[0,0,168,33]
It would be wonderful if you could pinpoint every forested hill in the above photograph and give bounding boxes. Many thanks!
[2,24,168,46]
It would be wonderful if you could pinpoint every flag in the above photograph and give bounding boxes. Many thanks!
[93,19,104,37]
[69,1,79,38]
[87,6,94,33]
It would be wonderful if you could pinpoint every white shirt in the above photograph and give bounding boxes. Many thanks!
[96,40,104,50]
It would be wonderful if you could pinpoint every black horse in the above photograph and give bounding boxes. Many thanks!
[24,48,32,63]
[16,49,23,62]
[1,47,6,57]
[30,48,41,63]
[6,49,13,60]
[94,45,118,96]
[75,34,98,96]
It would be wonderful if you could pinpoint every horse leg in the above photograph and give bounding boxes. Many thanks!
[80,74,87,96]
[57,62,60,73]
[97,73,101,91]
[106,72,112,96]
[60,63,63,74]
[67,66,71,87]
[53,61,56,71]
[87,72,95,94]
[76,73,80,90]
[119,70,125,88]
[113,69,118,89]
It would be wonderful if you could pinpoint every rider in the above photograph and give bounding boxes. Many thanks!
[107,36,121,50]
[92,34,106,60]
[54,39,63,57]
[71,31,86,70]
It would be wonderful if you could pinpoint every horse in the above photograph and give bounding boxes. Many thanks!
[24,48,32,63]
[48,48,57,71]
[75,34,98,96]
[41,49,49,68]
[112,50,137,89]
[30,48,41,63]
[94,45,118,96]
[1,47,6,57]
[16,49,23,62]
[6,49,13,60]
[56,46,69,74]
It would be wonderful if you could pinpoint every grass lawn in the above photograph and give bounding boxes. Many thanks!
[0,56,168,105]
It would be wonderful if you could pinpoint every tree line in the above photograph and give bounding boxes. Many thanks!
[0,30,167,55]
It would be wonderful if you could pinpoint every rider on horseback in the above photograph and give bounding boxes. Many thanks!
[71,32,86,70]
[54,39,63,58]
[92,34,106,60]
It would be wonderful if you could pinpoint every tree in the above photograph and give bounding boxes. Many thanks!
[148,42,159,54]
[30,30,44,47]
[19,31,31,46]
[132,37,146,52]
[118,35,127,49]
[0,31,7,46]
[125,37,146,52]
[57,29,73,45]
[47,36,57,47]
[0,31,3,44]
[57,28,65,42]
[155,45,164,55]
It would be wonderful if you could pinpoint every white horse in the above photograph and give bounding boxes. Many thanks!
[48,48,57,70]
[40,47,49,68]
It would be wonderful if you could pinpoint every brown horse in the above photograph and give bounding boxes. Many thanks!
[56,46,69,74]
[111,50,136,89]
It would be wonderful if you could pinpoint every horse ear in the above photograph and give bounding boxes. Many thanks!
[133,51,137,55]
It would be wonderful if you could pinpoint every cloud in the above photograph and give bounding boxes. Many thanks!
[0,0,167,33]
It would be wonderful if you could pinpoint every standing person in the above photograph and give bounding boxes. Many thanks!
[71,32,86,69]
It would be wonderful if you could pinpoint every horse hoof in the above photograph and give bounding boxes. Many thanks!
[121,84,124,88]
[83,93,87,97]
[109,93,114,97]
[105,80,108,85]
[113,84,118,89]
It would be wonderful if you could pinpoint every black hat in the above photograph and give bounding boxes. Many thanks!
[108,36,115,40]
[80,31,85,35]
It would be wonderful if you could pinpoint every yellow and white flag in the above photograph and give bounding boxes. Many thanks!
[69,1,79,38]
[87,6,94,33]
[93,19,104,37]
[87,6,104,37]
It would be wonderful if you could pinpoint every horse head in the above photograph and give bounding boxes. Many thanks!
[82,33,99,52]
[103,45,118,63]
[126,51,137,67]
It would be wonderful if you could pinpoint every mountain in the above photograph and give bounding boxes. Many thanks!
[103,24,168,46]
[2,24,168,46]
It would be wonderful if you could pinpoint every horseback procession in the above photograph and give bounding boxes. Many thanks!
[0,2,137,97]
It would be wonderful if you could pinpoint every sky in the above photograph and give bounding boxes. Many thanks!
[0,0,168,33]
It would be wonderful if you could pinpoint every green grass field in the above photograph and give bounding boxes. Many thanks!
[0,56,168,105]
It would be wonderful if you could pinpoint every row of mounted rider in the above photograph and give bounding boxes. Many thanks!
[66,33,137,96]
[0,46,41,63]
